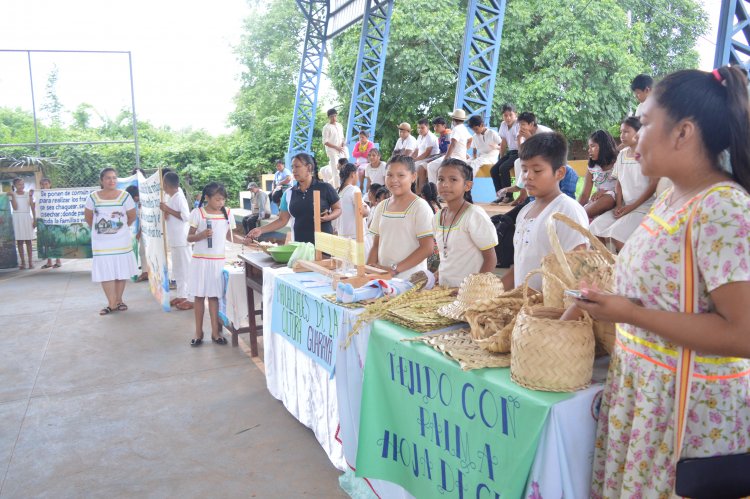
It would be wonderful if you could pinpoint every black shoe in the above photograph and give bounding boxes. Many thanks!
[190,338,203,347]
[212,336,227,345]
[491,197,503,204]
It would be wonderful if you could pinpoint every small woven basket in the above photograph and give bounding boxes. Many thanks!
[510,270,595,392]
[464,286,542,353]
[541,212,616,308]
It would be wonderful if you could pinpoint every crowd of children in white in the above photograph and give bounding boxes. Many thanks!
[9,66,750,496]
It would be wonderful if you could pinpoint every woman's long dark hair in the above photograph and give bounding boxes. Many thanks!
[338,163,358,193]
[292,152,320,181]
[439,158,474,203]
[199,182,229,220]
[653,66,750,191]
[587,130,618,169]
[420,182,440,213]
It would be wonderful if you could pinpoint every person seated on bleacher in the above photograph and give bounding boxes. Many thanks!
[270,160,292,206]
[365,149,386,188]
[418,116,452,188]
[242,182,271,234]
[589,116,658,252]
[490,103,520,202]
[393,122,418,156]
[577,130,619,219]
[413,118,441,192]
[492,111,552,204]
[467,115,501,176]
[352,129,374,190]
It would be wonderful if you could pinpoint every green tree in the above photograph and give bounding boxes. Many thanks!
[72,103,93,129]
[40,65,64,126]
[623,0,709,77]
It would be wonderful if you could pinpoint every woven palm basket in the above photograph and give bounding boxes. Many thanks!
[510,270,595,392]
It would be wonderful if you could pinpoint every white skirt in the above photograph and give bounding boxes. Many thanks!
[91,252,138,282]
[12,212,34,240]
[590,207,649,243]
[187,258,224,298]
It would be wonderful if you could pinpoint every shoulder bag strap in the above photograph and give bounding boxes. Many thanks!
[673,184,733,464]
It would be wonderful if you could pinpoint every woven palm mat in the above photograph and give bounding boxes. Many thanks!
[404,329,511,371]
[321,294,373,309]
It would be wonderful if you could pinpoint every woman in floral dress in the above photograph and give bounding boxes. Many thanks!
[577,66,750,497]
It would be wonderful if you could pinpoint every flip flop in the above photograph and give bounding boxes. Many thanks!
[136,274,149,282]
[99,307,113,315]
[169,297,184,307]
[53,263,61,268]
[18,264,25,270]
[176,301,194,311]
[41,264,53,269]
[116,303,128,311]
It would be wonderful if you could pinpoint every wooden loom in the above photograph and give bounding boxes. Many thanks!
[294,190,389,289]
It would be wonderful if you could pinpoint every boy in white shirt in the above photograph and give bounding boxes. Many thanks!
[502,132,589,292]
[467,115,501,176]
[322,108,346,189]
[413,118,440,191]
[393,122,418,156]
[491,103,521,201]
[443,109,472,162]
[160,172,193,310]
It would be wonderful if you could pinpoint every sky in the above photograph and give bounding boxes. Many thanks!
[0,0,725,138]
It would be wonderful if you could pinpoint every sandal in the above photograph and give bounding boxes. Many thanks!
[136,274,149,282]
[18,264,25,270]
[169,297,185,307]
[212,336,227,345]
[175,301,194,311]
[116,303,128,311]
[41,264,53,269]
[190,338,203,347]
[99,306,113,315]
[53,263,61,268]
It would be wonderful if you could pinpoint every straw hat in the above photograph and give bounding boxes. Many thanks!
[449,109,467,121]
[438,273,504,321]
[397,122,412,132]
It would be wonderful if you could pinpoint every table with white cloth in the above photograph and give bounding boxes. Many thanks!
[262,269,608,498]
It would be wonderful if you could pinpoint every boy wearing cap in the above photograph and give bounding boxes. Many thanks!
[442,109,472,163]
[323,108,346,188]
[393,122,417,157]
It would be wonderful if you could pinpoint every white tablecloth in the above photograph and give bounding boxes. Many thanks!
[223,265,249,330]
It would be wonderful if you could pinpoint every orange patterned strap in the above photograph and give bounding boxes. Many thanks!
[673,187,728,464]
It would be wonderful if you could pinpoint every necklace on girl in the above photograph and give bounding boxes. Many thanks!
[440,200,466,260]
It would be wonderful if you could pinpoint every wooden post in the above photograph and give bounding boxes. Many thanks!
[157,166,169,260]
[313,190,322,260]
[354,191,364,278]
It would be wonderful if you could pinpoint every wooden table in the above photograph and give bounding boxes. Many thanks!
[238,252,285,356]
[476,202,514,218]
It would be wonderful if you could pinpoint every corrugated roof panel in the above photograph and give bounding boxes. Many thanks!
[327,0,366,39]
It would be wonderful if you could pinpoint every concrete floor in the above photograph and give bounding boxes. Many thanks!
[0,258,346,499]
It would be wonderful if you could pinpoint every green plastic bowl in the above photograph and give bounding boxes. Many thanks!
[266,243,300,263]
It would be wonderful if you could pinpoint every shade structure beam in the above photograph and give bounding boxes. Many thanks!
[715,0,750,69]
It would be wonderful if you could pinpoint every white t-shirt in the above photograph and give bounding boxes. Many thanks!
[513,158,524,188]
[323,122,344,154]
[85,190,136,256]
[365,162,386,186]
[499,121,520,150]
[337,184,366,239]
[165,188,190,247]
[612,149,653,206]
[369,196,434,280]
[513,194,589,290]
[448,123,471,160]
[635,102,644,118]
[472,128,502,156]
[188,207,236,260]
[433,203,498,287]
[416,132,440,158]
[394,135,418,154]
[535,124,553,134]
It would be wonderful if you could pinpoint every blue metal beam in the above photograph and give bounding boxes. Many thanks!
[288,0,330,163]
[345,0,394,150]
[715,0,750,69]
[454,0,507,123]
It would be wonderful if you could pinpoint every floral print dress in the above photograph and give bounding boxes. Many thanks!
[591,183,750,499]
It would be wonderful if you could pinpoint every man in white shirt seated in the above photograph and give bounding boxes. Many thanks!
[393,122,418,157]
[270,160,292,206]
[242,182,271,234]
[491,103,520,202]
[493,111,553,203]
[412,118,440,191]
[467,115,501,176]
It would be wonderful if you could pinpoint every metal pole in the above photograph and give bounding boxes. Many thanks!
[128,52,141,168]
[27,51,41,156]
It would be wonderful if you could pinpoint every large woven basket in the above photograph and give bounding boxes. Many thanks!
[510,270,595,392]
[541,212,616,308]
[464,286,542,353]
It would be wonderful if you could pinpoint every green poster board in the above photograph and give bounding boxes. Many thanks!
[0,193,18,269]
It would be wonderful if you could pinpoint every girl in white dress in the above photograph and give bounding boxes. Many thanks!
[187,182,241,347]
[83,168,138,315]
[578,130,618,219]
[434,159,497,287]
[590,116,659,251]
[9,177,35,269]
[367,155,434,280]
[336,163,369,240]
